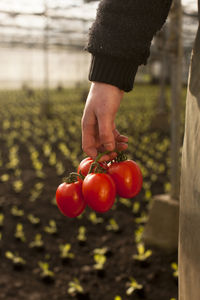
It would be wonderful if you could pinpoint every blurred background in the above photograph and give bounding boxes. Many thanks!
[0,1,199,300]
[0,0,198,89]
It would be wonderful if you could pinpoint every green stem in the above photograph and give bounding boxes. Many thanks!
[95,150,114,163]
[88,162,98,174]
[63,172,84,183]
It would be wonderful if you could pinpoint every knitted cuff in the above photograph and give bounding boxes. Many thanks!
[88,54,138,92]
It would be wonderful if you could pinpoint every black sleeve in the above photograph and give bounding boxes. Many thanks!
[85,0,172,92]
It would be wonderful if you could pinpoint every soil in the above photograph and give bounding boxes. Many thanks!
[0,145,178,300]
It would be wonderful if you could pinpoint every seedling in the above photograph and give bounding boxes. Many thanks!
[88,212,103,224]
[59,243,75,262]
[77,226,87,245]
[43,142,52,157]
[135,212,148,224]
[49,152,57,166]
[11,206,24,217]
[5,251,26,270]
[15,223,26,242]
[36,170,46,179]
[134,225,144,243]
[0,213,4,228]
[171,262,178,277]
[126,277,143,296]
[119,198,132,208]
[38,261,55,283]
[132,242,152,266]
[144,189,152,201]
[29,182,44,202]
[0,174,10,182]
[56,161,65,175]
[27,214,40,225]
[68,278,84,297]
[12,179,24,193]
[44,220,57,235]
[93,253,107,276]
[93,247,109,256]
[106,218,120,232]
[29,234,44,250]
[132,201,140,214]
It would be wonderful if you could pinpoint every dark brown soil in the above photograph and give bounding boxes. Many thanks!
[0,151,178,300]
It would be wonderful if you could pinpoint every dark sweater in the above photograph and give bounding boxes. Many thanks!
[85,0,173,92]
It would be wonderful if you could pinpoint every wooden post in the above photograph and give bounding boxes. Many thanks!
[169,0,183,200]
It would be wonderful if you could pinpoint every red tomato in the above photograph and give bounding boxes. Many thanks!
[77,157,108,181]
[56,181,86,218]
[82,173,116,213]
[108,160,143,198]
[77,157,94,178]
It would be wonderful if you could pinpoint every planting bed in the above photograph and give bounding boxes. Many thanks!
[0,86,186,300]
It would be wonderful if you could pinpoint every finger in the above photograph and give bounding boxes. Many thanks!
[98,152,117,162]
[98,116,115,151]
[114,129,128,142]
[116,142,128,152]
[116,135,129,142]
[82,121,98,159]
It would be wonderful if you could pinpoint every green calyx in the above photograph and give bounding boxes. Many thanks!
[63,172,84,184]
[63,150,127,182]
[115,151,127,162]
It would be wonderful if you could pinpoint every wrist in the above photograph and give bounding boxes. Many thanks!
[90,82,124,99]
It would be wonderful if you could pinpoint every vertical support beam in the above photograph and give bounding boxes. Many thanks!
[42,0,50,117]
[169,0,183,200]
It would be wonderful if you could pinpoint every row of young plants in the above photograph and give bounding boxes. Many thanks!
[2,202,178,299]
[0,86,184,299]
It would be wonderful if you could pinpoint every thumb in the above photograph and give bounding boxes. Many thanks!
[98,116,115,151]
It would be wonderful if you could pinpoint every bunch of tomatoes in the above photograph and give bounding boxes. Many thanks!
[56,152,143,218]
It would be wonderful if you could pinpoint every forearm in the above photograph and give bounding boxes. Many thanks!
[85,0,173,92]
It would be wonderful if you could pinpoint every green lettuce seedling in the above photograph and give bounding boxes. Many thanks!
[77,226,87,244]
[59,243,75,261]
[132,243,152,261]
[93,247,109,256]
[27,214,40,225]
[12,179,24,193]
[44,220,57,235]
[11,206,24,217]
[106,218,120,232]
[119,198,132,208]
[29,234,44,250]
[0,213,4,228]
[68,278,84,296]
[126,277,143,296]
[88,212,103,224]
[5,251,26,269]
[171,262,178,277]
[135,212,149,224]
[93,253,106,271]
[38,261,55,282]
[134,225,144,243]
[15,223,26,242]
[132,201,140,214]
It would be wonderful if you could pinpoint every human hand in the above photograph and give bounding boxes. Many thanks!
[81,82,128,162]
